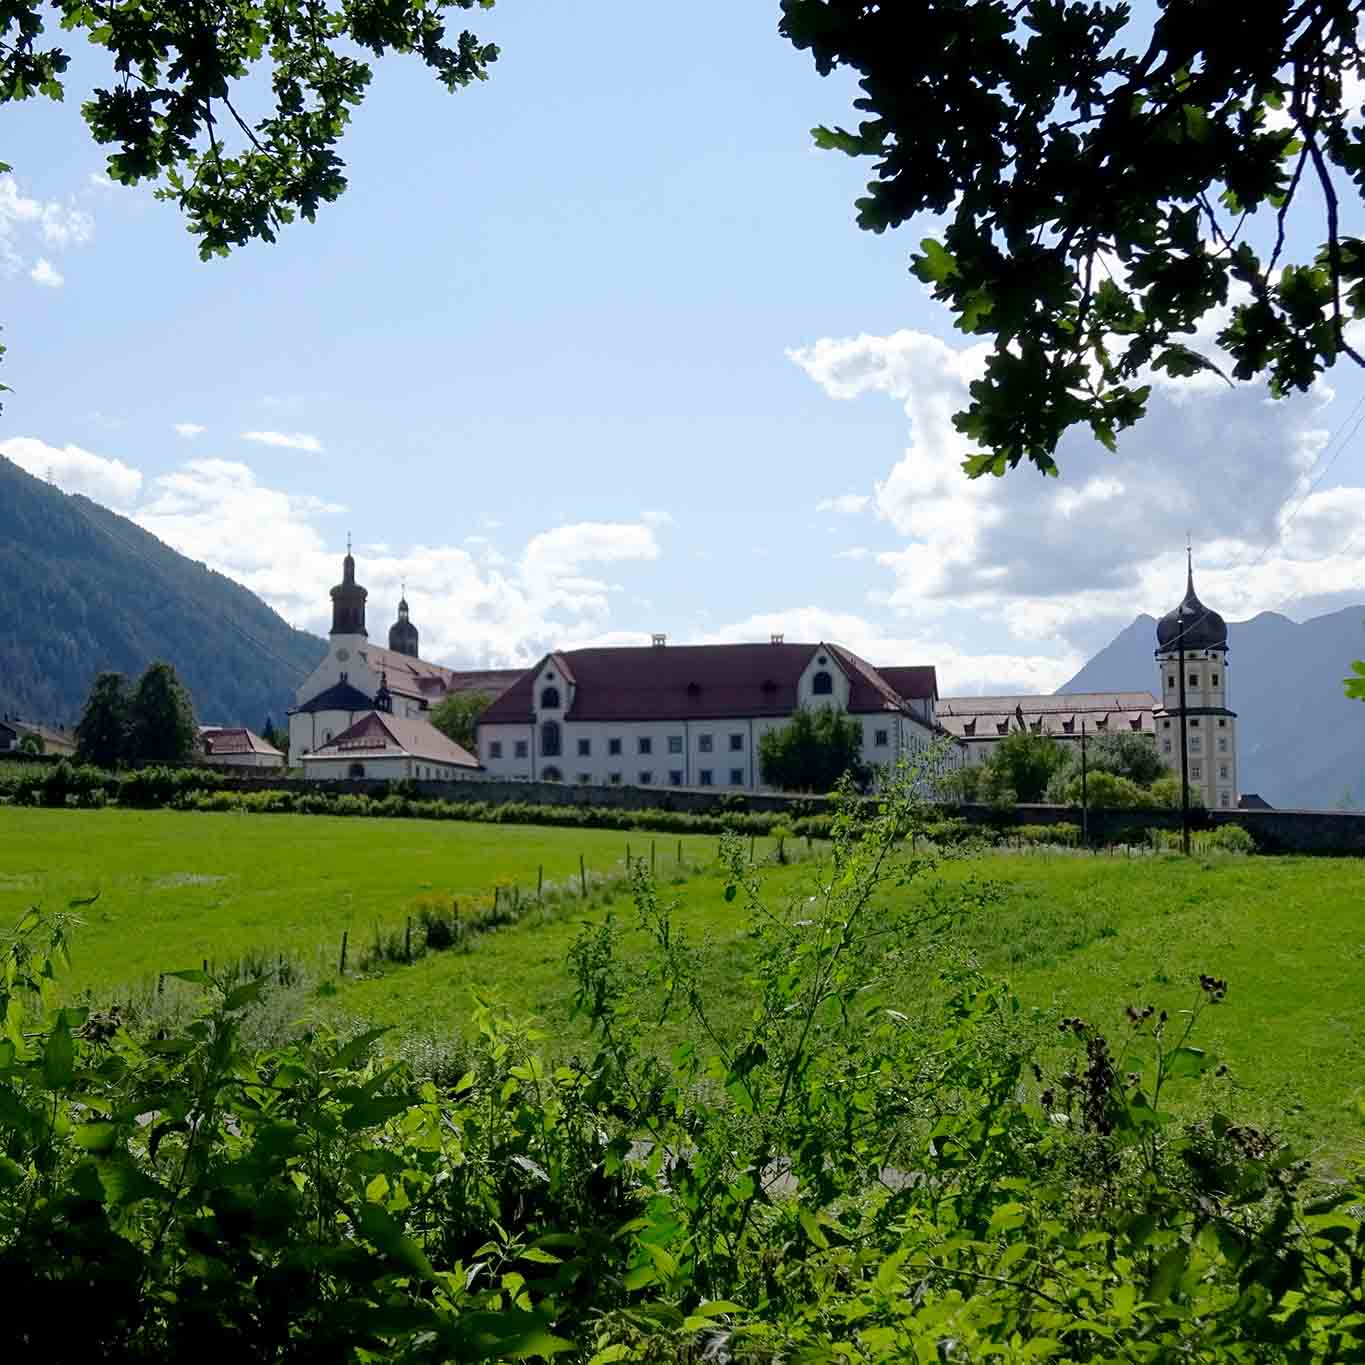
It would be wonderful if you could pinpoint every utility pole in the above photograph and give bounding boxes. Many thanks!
[1080,718,1088,846]
[1177,631,1191,857]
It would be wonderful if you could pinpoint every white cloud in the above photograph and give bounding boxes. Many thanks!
[698,607,1083,696]
[0,174,94,278]
[0,435,143,508]
[174,422,206,439]
[790,325,1365,659]
[241,430,324,453]
[29,258,63,288]
[816,493,872,516]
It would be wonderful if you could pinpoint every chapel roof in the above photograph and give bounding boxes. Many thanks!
[306,711,479,768]
[1156,559,1228,652]
[293,679,374,715]
[200,726,284,758]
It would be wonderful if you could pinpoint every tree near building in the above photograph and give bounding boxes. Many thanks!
[75,672,132,768]
[430,690,492,752]
[18,732,42,756]
[129,662,198,764]
[782,1,1365,476]
[986,730,1068,804]
[1045,730,1167,800]
[0,1,499,407]
[758,705,869,793]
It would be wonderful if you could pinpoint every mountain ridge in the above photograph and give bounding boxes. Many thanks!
[0,455,327,732]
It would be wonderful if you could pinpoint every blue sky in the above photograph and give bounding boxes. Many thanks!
[5,0,1365,694]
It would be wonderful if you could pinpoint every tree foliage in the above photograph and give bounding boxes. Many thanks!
[129,661,198,763]
[430,688,492,752]
[782,0,1365,475]
[74,671,131,768]
[757,703,867,792]
[0,1,499,404]
[985,729,1069,802]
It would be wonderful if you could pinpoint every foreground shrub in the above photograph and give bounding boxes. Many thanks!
[1,775,1355,1360]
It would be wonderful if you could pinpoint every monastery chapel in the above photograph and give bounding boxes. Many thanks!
[291,551,1237,807]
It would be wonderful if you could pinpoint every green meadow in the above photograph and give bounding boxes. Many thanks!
[3,805,1363,1160]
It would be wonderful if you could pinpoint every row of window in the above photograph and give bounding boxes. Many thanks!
[1162,737,1230,754]
[1167,672,1222,688]
[588,769,747,787]
[487,730,748,761]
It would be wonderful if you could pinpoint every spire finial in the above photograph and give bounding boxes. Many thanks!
[347,531,352,555]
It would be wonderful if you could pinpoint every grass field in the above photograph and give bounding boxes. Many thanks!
[3,806,1363,1162]
[0,807,737,996]
[330,846,1365,1162]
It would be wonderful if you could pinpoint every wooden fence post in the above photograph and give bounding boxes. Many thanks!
[339,930,348,975]
[405,917,412,963]
[651,839,656,874]
[537,865,544,900]
[580,853,587,897]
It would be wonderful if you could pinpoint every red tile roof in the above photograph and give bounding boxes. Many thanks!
[359,645,521,704]
[481,643,940,725]
[307,711,479,767]
[937,692,1158,740]
[200,726,284,758]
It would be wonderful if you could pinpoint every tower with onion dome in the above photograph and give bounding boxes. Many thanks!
[1154,553,1237,810]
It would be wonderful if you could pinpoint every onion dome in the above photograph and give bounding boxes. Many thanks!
[389,589,420,658]
[330,541,368,637]
[1156,555,1227,652]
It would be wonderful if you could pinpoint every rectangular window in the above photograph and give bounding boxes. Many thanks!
[1190,718,1200,727]
[874,729,889,747]
[1163,739,1172,753]
[1191,763,1202,779]
[1220,792,1231,808]
[489,740,503,759]
[699,769,714,786]
[639,770,653,785]
[729,733,744,752]
[668,734,683,754]
[1188,673,1199,687]
[1218,718,1226,728]
[577,738,591,757]
[698,733,714,753]
[1190,737,1201,752]
[669,769,683,787]
[578,772,591,784]
[1218,737,1228,752]
[1219,765,1229,780]
[1211,672,1220,685]
[608,772,622,785]
[638,737,652,755]
[1167,675,1175,688]
[608,737,622,756]
[1162,719,1171,730]
[729,767,744,785]
[514,740,528,759]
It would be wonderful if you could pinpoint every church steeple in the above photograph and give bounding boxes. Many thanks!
[388,582,420,657]
[330,537,368,637]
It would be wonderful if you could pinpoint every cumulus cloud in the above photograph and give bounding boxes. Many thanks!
[29,258,63,288]
[174,422,206,439]
[0,174,94,279]
[698,607,1084,696]
[241,430,324,453]
[816,493,872,516]
[789,325,1365,659]
[0,435,143,508]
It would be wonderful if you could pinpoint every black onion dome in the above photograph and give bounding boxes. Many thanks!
[1156,561,1227,651]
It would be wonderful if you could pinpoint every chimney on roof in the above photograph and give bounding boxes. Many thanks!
[652,633,667,647]
[770,633,784,645]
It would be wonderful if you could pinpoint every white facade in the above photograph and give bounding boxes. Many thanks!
[1154,646,1238,809]
[479,655,958,793]
[299,753,474,782]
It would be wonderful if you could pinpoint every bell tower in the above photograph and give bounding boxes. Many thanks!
[1154,551,1237,810]
[388,584,420,658]
[330,538,368,639]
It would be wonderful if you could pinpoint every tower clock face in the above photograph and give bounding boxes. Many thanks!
[336,648,351,663]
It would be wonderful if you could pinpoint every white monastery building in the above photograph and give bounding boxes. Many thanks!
[937,558,1238,809]
[288,549,515,777]
[476,638,964,791]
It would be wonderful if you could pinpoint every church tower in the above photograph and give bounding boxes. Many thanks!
[328,540,368,647]
[1154,553,1237,810]
[388,588,420,658]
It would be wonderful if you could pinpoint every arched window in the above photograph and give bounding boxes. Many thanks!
[348,762,365,779]
[541,686,561,709]
[812,671,833,696]
[541,721,562,757]
[542,766,563,783]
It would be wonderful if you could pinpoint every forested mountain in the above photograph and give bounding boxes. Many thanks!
[0,455,326,731]
[1060,607,1365,810]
